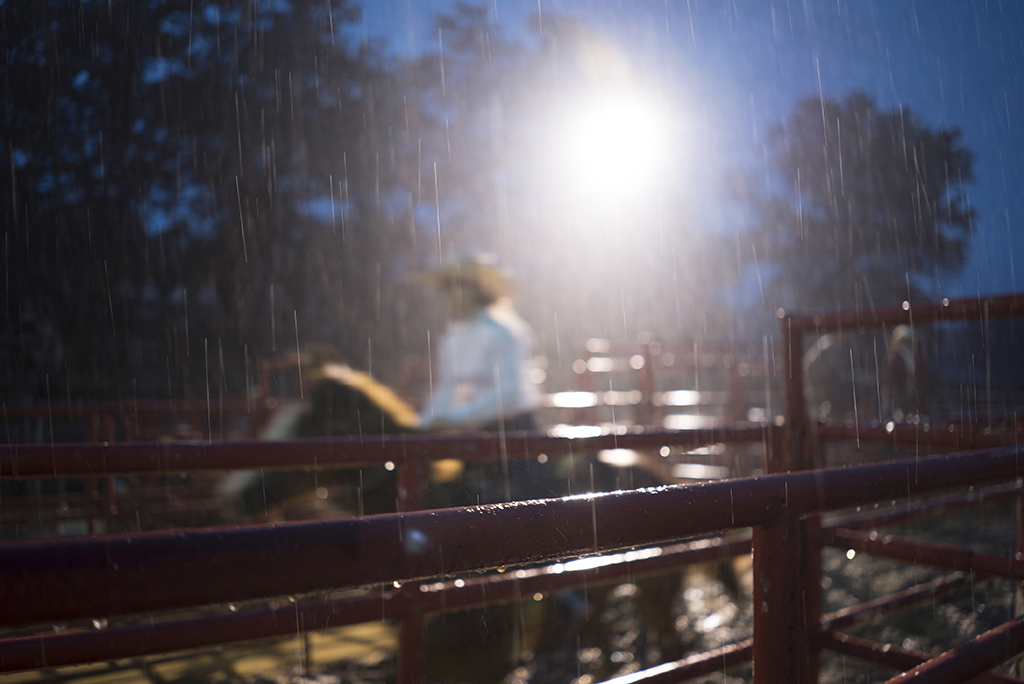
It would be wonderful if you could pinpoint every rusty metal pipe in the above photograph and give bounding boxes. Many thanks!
[0,400,252,420]
[879,614,1024,684]
[603,639,753,684]
[397,611,424,684]
[816,422,1024,450]
[821,572,969,631]
[412,534,751,616]
[823,481,1023,533]
[0,536,750,673]
[785,294,1024,333]
[821,631,1023,684]
[0,590,413,673]
[0,429,767,478]
[817,528,1024,580]
[3,446,1024,628]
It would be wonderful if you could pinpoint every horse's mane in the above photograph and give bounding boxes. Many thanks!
[318,363,419,428]
[291,363,419,437]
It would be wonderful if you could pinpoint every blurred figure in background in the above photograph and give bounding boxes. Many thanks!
[884,324,916,422]
[802,332,855,423]
[418,254,542,433]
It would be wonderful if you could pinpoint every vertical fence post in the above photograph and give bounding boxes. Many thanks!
[1015,484,1024,675]
[799,514,822,681]
[752,512,804,683]
[781,317,806,473]
[578,347,598,425]
[104,414,118,534]
[395,458,427,684]
[398,610,425,684]
[636,340,656,427]
[383,442,433,682]
[87,415,100,535]
[766,423,785,474]
[752,316,820,683]
[398,460,426,513]
[1017,484,1024,557]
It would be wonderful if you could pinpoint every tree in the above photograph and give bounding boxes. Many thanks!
[1,1,180,399]
[146,0,425,395]
[1,0,426,400]
[741,92,975,313]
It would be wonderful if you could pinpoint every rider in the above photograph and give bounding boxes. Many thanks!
[418,254,541,433]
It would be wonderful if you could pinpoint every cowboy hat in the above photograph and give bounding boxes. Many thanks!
[415,254,514,302]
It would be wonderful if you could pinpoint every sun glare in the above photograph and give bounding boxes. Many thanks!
[556,91,674,205]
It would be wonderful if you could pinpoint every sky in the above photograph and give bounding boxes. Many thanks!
[358,0,1024,302]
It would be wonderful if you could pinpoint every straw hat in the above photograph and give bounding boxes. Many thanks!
[416,254,514,302]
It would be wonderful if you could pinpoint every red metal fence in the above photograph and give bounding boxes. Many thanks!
[770,292,1024,683]
[3,293,1024,683]
[2,440,1023,682]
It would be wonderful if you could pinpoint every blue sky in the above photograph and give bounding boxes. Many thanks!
[358,0,1023,300]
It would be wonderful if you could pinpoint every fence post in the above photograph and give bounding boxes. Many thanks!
[781,317,806,473]
[577,347,598,425]
[1016,485,1024,676]
[752,512,804,683]
[751,316,821,683]
[800,514,822,681]
[104,414,118,533]
[766,423,785,474]
[397,610,425,684]
[636,340,656,427]
[398,460,426,513]
[87,416,100,536]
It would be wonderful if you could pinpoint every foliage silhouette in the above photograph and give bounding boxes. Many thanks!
[741,92,975,313]
[1,0,430,401]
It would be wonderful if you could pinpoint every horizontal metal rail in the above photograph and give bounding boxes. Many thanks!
[817,422,1024,450]
[880,614,1024,684]
[0,428,770,478]
[4,481,1007,679]
[822,480,1024,533]
[0,399,262,443]
[604,639,753,684]
[816,527,1024,580]
[0,400,254,419]
[0,534,750,672]
[784,293,1024,331]
[822,631,1023,684]
[821,572,970,632]
[3,445,1022,629]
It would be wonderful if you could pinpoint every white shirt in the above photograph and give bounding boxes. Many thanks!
[422,303,541,429]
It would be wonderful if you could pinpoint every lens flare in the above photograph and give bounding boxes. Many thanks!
[556,91,673,205]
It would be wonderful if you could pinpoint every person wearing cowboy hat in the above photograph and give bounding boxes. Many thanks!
[418,254,541,432]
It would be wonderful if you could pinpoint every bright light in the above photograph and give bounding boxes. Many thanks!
[597,448,641,467]
[555,90,674,205]
[545,391,599,408]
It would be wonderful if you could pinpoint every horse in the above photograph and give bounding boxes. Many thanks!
[218,363,418,522]
[219,361,740,682]
[222,362,675,522]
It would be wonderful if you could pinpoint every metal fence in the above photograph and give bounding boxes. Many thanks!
[3,293,1024,684]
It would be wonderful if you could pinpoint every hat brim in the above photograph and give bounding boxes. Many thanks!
[414,262,513,299]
